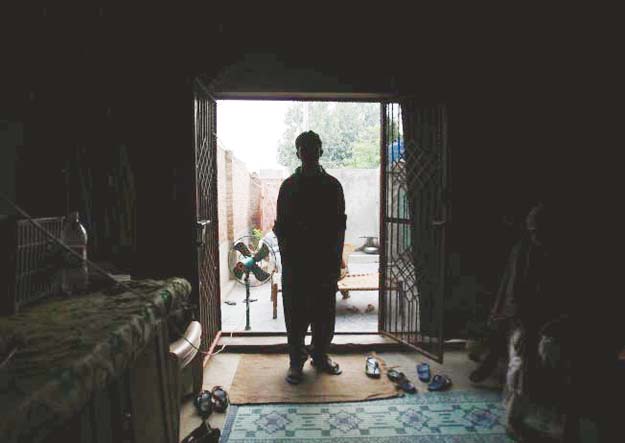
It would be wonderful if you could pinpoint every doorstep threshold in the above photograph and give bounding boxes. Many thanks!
[217,332,404,353]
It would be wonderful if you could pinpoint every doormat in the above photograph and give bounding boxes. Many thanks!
[228,353,400,405]
[221,390,514,442]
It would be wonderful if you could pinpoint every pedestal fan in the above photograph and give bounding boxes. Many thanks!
[228,235,277,330]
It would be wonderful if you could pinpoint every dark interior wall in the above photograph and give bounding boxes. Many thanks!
[1,7,204,281]
[444,100,542,335]
[2,6,586,300]
[3,8,617,435]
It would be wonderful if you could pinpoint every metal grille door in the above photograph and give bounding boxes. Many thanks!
[192,79,221,352]
[379,102,448,362]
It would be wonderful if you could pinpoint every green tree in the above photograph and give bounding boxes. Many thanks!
[349,124,381,168]
[277,102,381,171]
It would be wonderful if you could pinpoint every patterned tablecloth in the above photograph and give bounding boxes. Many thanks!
[0,277,192,443]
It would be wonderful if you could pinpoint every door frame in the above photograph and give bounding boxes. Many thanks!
[198,92,451,347]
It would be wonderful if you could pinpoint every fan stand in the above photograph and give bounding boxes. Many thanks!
[242,272,257,330]
[244,273,251,330]
[230,236,275,332]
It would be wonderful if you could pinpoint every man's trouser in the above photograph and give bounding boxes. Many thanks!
[282,277,337,369]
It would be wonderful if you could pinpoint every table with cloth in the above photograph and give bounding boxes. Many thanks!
[0,277,192,443]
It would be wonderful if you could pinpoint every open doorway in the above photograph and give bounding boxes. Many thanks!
[215,100,382,334]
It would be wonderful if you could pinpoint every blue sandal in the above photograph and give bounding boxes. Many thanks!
[428,374,452,391]
[417,362,431,382]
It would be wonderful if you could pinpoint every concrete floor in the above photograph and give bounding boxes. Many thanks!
[182,253,507,440]
[221,255,380,333]
[179,348,505,440]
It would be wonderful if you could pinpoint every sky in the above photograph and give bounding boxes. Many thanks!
[216,100,292,173]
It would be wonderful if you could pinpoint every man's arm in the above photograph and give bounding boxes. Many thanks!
[329,181,347,280]
[273,182,287,241]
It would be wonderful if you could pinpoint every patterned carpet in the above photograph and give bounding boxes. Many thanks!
[220,390,515,442]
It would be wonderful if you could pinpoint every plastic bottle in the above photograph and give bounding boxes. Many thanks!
[61,211,89,294]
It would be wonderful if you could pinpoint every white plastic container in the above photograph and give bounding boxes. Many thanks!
[61,211,88,294]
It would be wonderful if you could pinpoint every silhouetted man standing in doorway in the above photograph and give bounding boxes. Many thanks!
[273,130,346,384]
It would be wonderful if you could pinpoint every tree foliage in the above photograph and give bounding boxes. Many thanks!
[277,102,381,171]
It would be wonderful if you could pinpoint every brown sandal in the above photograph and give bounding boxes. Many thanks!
[286,366,304,384]
[311,356,342,375]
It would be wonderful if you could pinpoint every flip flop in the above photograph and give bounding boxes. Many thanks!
[386,368,417,393]
[417,362,431,382]
[365,355,381,378]
[428,374,452,391]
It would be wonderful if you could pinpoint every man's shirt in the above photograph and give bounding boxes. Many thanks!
[273,165,346,283]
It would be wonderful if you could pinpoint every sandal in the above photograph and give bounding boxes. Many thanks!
[194,390,213,418]
[417,362,431,382]
[210,386,229,412]
[286,366,304,385]
[311,356,342,375]
[387,368,417,393]
[365,355,381,378]
[386,368,403,383]
[428,374,452,391]
[181,420,221,443]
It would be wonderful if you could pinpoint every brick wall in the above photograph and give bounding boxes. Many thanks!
[217,147,230,292]
[217,148,268,293]
[224,150,234,242]
[231,155,252,240]
[249,174,262,231]
[217,147,228,243]
[219,161,381,294]
[259,178,282,233]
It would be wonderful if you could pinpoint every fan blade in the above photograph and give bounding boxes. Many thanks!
[233,242,252,257]
[253,242,270,262]
[249,263,270,282]
[233,262,245,280]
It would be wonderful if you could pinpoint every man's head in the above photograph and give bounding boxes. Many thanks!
[295,131,323,165]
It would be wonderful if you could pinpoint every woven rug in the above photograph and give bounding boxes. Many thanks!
[228,353,400,404]
[220,390,514,442]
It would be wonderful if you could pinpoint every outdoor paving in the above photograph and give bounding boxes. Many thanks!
[221,255,379,333]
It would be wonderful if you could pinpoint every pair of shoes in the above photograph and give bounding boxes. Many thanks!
[417,362,451,391]
[310,356,343,375]
[415,362,452,391]
[194,386,230,417]
[365,355,381,378]
[427,374,452,391]
[286,366,304,384]
[181,420,221,443]
[387,368,417,393]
